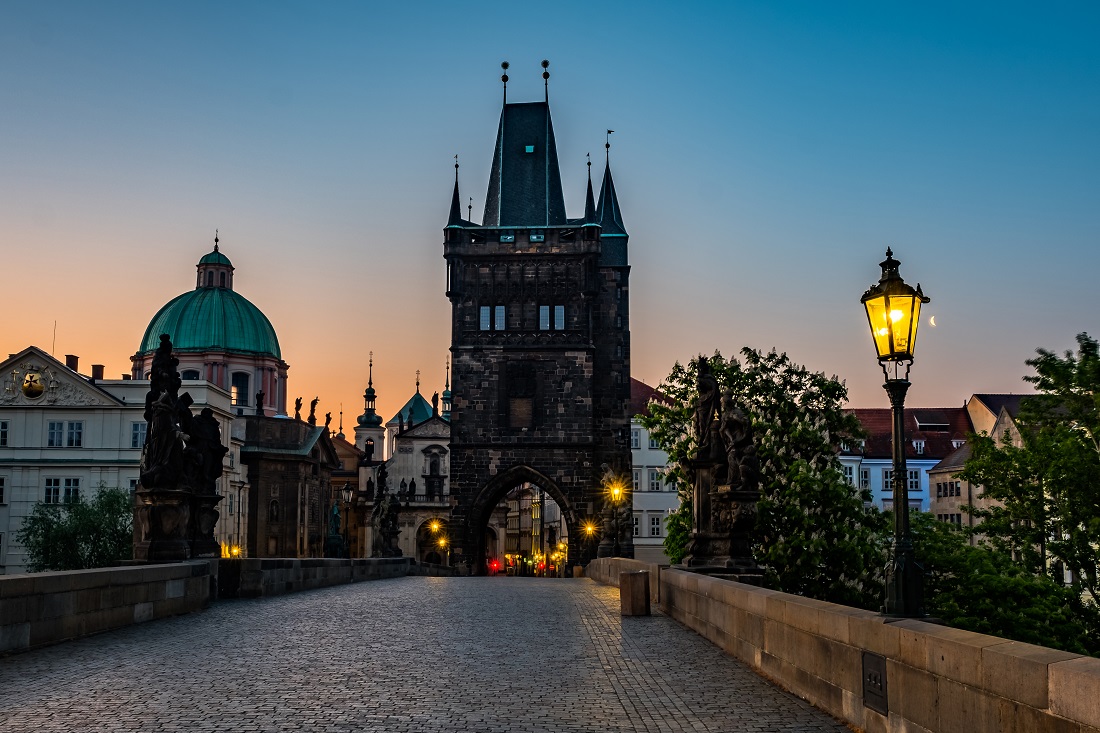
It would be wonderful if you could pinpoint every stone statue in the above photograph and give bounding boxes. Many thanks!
[190,407,228,495]
[370,463,401,557]
[255,391,265,415]
[325,412,332,428]
[718,392,759,492]
[432,391,439,416]
[308,397,319,426]
[294,397,303,421]
[693,356,721,460]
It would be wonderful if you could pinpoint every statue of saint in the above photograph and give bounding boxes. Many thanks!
[693,356,720,458]
[294,397,303,421]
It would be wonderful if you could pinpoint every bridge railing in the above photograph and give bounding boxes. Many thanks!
[585,557,1100,733]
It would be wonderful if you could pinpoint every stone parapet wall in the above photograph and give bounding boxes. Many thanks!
[0,561,212,655]
[584,557,663,604]
[219,557,454,598]
[587,558,1100,733]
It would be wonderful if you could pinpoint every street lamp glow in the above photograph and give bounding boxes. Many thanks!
[430,520,440,533]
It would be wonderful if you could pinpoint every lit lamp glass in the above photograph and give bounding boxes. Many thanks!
[861,248,929,363]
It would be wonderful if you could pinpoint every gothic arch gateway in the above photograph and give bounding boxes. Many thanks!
[444,79,633,574]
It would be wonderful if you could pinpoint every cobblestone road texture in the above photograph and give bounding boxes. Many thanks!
[1,577,849,733]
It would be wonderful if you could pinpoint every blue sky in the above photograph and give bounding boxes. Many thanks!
[2,1,1097,418]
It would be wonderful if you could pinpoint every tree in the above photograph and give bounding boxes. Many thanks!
[16,485,133,572]
[960,332,1100,607]
[643,349,887,608]
[912,512,1099,655]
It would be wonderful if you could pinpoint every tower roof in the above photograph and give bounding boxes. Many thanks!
[596,159,627,238]
[387,391,433,427]
[482,102,567,228]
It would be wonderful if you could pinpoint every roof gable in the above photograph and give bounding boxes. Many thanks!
[0,346,122,408]
[399,415,451,440]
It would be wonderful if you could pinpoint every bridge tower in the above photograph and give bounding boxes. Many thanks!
[444,67,632,573]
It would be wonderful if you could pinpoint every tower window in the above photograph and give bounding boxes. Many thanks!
[220,272,227,288]
[539,305,565,330]
[206,271,214,287]
[181,370,200,380]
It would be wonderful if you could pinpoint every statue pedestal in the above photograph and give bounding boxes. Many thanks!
[190,494,222,558]
[683,468,762,583]
[134,488,192,563]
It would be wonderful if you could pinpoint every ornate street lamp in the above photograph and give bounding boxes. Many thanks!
[861,248,929,617]
[341,482,353,558]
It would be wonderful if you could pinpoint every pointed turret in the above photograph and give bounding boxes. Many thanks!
[597,140,628,266]
[583,157,597,225]
[447,158,465,228]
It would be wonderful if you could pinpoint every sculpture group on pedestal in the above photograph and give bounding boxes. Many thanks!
[135,334,228,563]
[370,463,402,557]
[681,356,762,582]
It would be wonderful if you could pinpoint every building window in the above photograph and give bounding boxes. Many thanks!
[64,478,80,503]
[129,479,139,492]
[0,477,5,504]
[495,305,506,331]
[882,470,893,491]
[181,370,200,380]
[131,422,147,449]
[936,482,942,498]
[955,481,962,497]
[860,469,870,489]
[67,422,83,447]
[630,429,640,449]
[648,436,660,450]
[220,272,227,288]
[913,440,925,455]
[908,470,920,491]
[44,478,61,504]
[0,420,7,446]
[632,515,639,537]
[206,271,214,287]
[480,305,506,331]
[632,470,640,491]
[843,465,854,485]
[231,373,250,406]
[228,494,235,515]
[648,469,662,491]
[269,500,280,522]
[650,515,662,537]
[480,306,491,330]
[48,421,64,447]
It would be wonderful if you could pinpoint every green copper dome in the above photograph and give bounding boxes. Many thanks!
[138,287,281,358]
[198,250,233,267]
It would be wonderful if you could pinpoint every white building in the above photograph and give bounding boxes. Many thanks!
[0,346,247,573]
[629,379,677,564]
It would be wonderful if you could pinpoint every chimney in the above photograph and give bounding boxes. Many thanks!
[122,374,132,380]
[91,364,105,381]
[65,355,79,371]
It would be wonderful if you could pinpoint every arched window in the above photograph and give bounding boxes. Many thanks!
[206,271,214,287]
[220,272,227,288]
[269,500,280,522]
[180,370,200,380]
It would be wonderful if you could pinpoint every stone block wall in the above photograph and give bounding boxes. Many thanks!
[587,558,1100,733]
[0,561,212,655]
[219,557,453,598]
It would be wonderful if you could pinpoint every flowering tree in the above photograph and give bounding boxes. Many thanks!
[642,348,887,608]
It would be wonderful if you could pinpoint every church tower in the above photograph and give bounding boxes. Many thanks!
[444,63,632,572]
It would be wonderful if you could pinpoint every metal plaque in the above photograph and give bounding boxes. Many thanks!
[862,651,888,715]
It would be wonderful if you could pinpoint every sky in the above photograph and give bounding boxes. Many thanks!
[2,1,1098,423]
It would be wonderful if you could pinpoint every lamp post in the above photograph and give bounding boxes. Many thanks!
[340,482,353,558]
[861,248,930,617]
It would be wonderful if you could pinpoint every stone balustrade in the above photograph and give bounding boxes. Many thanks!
[587,557,1100,733]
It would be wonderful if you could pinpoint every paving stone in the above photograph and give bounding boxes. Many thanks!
[0,577,848,732]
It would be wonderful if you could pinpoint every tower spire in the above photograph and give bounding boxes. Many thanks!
[368,351,373,388]
[597,131,627,238]
[584,153,596,224]
[214,228,219,252]
[447,155,464,227]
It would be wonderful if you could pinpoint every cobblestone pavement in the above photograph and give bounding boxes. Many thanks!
[0,577,850,733]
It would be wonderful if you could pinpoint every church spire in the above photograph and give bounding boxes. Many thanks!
[447,155,464,227]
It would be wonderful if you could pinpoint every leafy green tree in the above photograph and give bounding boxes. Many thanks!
[960,332,1100,606]
[912,512,1098,654]
[644,349,887,608]
[16,485,133,572]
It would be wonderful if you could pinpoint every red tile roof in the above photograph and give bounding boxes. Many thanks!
[845,406,973,460]
[630,378,674,418]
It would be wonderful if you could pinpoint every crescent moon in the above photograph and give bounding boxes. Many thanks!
[930,316,937,327]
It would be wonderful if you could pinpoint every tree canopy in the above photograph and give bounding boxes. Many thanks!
[16,486,133,572]
[960,332,1100,607]
[642,348,887,608]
